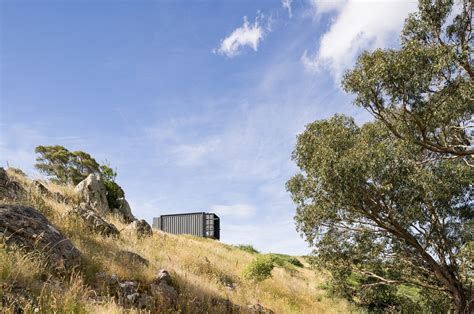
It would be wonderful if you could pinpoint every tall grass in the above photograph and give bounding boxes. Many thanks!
[2,168,358,313]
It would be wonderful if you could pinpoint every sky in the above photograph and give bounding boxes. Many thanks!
[0,0,418,255]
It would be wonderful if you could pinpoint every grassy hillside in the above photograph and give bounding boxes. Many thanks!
[1,169,358,313]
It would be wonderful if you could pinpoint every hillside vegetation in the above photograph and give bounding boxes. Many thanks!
[1,168,357,313]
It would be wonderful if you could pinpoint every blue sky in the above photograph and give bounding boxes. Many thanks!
[0,0,418,255]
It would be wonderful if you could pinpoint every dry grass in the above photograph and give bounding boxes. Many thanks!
[1,169,359,313]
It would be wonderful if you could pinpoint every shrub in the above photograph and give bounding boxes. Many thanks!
[235,244,259,254]
[267,253,304,268]
[244,255,275,282]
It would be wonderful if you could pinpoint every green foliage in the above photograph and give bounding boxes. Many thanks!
[342,0,473,157]
[34,146,125,210]
[35,145,100,185]
[287,115,470,311]
[267,253,303,268]
[234,244,260,254]
[99,164,124,209]
[244,255,275,282]
[288,1,473,312]
[244,253,303,282]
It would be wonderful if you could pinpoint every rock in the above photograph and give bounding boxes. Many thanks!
[32,180,67,203]
[137,293,155,309]
[150,268,178,308]
[0,168,23,200]
[119,281,138,296]
[114,198,135,222]
[149,281,178,309]
[0,205,82,271]
[155,269,172,285]
[74,174,109,213]
[32,180,50,195]
[66,203,119,237]
[247,304,274,314]
[123,219,153,238]
[51,191,67,203]
[115,250,149,267]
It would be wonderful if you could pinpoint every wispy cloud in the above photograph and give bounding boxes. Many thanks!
[211,203,256,219]
[282,0,293,18]
[171,138,221,167]
[215,14,265,58]
[303,0,417,79]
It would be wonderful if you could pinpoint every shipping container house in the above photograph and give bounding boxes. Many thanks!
[152,212,220,240]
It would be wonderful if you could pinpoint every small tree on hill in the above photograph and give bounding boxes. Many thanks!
[34,146,125,208]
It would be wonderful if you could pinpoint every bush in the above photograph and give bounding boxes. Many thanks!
[235,244,259,254]
[267,253,304,268]
[244,255,275,282]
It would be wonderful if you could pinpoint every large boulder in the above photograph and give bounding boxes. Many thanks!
[0,168,23,201]
[74,174,109,213]
[113,198,135,222]
[66,203,119,237]
[0,204,82,271]
[115,250,149,267]
[123,219,153,238]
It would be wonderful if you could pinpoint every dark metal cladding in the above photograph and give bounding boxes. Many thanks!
[152,212,220,240]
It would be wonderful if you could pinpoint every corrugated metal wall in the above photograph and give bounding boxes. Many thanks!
[153,212,220,240]
[160,213,205,237]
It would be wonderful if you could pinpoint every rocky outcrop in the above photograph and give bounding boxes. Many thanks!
[123,219,153,238]
[0,205,82,271]
[74,174,109,213]
[115,250,149,267]
[149,269,178,309]
[247,304,275,314]
[66,203,119,237]
[103,268,178,310]
[0,168,23,200]
[32,180,66,203]
[113,198,135,222]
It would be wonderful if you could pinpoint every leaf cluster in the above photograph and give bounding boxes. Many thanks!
[34,145,124,208]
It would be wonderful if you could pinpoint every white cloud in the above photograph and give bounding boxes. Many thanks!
[309,0,346,15]
[304,0,417,78]
[210,204,257,219]
[171,138,221,166]
[282,0,293,18]
[215,15,265,57]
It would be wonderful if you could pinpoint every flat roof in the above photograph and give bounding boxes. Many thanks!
[156,212,219,218]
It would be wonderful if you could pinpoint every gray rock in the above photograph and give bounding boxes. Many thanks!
[0,204,81,271]
[150,268,178,309]
[115,198,135,222]
[74,174,109,213]
[137,293,155,309]
[115,250,149,267]
[124,219,153,238]
[247,304,274,314]
[155,269,172,285]
[67,203,119,237]
[32,180,50,195]
[149,281,178,309]
[32,180,67,203]
[0,168,23,201]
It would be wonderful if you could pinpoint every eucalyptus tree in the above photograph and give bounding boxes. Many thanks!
[343,0,473,159]
[287,0,473,312]
[287,116,472,311]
